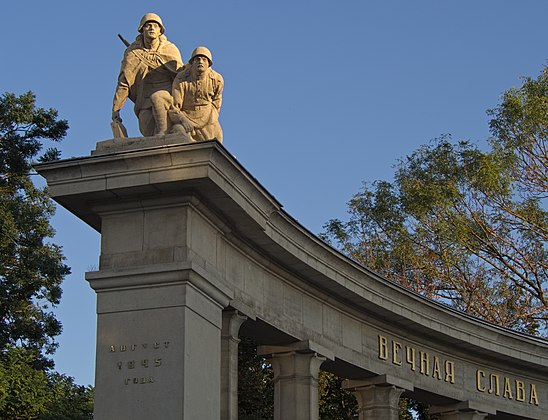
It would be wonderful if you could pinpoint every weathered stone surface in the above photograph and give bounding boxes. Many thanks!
[35,139,548,419]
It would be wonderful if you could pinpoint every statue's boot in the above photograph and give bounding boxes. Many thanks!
[151,91,172,135]
[153,111,168,135]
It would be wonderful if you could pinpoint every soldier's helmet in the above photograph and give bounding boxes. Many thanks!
[138,13,165,34]
[190,46,213,66]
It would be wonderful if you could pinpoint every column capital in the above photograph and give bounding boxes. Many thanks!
[258,342,328,420]
[430,400,495,420]
[221,309,248,341]
[257,339,335,361]
[343,375,410,420]
[343,374,414,392]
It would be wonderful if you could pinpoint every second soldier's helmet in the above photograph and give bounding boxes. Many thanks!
[138,13,165,34]
[190,46,213,66]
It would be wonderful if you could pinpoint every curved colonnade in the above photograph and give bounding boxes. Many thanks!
[35,138,548,419]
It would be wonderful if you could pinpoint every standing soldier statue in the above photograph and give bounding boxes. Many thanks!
[169,46,224,143]
[112,13,183,137]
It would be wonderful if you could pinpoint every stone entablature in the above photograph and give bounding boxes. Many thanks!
[35,138,548,419]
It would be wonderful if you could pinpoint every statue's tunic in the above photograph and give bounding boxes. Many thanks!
[171,66,224,142]
[113,35,183,119]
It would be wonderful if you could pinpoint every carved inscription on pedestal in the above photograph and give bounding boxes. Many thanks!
[108,341,171,385]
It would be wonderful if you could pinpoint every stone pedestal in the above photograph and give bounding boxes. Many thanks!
[344,375,412,420]
[259,341,333,420]
[87,264,231,420]
[80,171,234,419]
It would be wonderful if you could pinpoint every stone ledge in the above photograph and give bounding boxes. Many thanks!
[91,133,197,156]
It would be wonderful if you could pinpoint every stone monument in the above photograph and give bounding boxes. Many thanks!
[169,46,224,143]
[33,13,548,420]
[35,139,548,420]
[112,15,224,142]
[112,13,183,137]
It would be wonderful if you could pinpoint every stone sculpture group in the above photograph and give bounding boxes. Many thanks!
[112,13,224,143]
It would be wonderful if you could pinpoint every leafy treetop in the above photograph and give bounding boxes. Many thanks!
[0,91,70,364]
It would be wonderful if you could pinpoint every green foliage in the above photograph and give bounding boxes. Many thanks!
[323,67,548,334]
[0,92,93,418]
[0,92,67,180]
[0,346,93,420]
[318,372,357,419]
[0,92,70,364]
[238,336,274,420]
[488,69,548,197]
[41,374,94,420]
[237,338,360,419]
[399,398,438,420]
[0,346,50,419]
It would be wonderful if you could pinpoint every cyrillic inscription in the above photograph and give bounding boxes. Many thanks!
[108,339,171,385]
[476,370,539,406]
[378,335,455,384]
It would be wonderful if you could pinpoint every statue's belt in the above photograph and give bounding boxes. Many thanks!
[184,104,211,111]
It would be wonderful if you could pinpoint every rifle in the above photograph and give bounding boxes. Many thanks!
[118,34,130,47]
[111,34,131,139]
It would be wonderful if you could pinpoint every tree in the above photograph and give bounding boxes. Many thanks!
[0,346,93,420]
[489,69,548,198]
[318,372,357,419]
[238,336,274,420]
[0,92,94,418]
[0,91,70,363]
[0,346,50,419]
[41,373,94,420]
[323,68,547,335]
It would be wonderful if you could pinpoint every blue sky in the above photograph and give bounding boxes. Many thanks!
[2,1,547,386]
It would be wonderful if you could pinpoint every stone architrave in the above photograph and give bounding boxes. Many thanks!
[258,341,334,420]
[344,375,413,420]
[112,13,183,137]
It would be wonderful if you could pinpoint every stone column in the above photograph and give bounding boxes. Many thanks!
[430,401,495,420]
[87,265,232,420]
[344,375,413,420]
[258,341,334,420]
[220,308,250,420]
